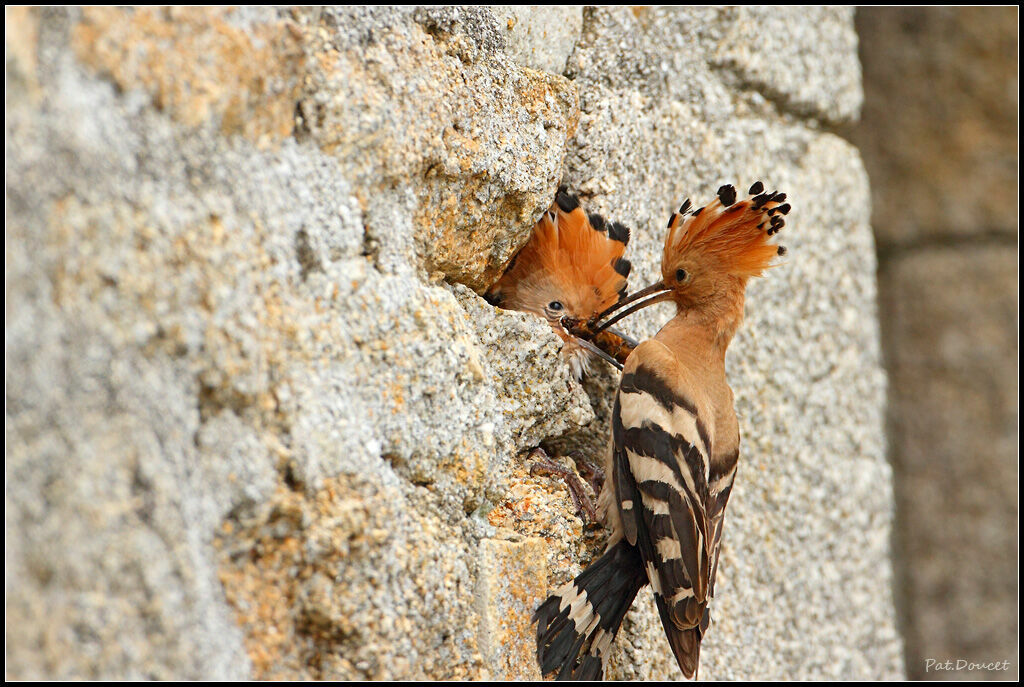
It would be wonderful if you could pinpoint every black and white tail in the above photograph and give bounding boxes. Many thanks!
[533,540,648,680]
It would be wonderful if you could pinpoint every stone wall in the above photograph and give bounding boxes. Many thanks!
[6,7,903,679]
[853,7,1018,681]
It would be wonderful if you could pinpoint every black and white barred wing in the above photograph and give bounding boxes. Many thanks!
[612,349,713,677]
[706,448,738,599]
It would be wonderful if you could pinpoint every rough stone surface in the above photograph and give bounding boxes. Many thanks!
[7,6,903,680]
[488,6,582,75]
[475,537,547,680]
[713,6,863,126]
[855,7,1018,681]
[295,6,580,292]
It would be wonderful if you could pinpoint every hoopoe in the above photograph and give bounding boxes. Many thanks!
[486,187,636,379]
[533,182,790,680]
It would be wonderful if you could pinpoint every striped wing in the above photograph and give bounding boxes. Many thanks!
[611,347,714,677]
[706,449,738,599]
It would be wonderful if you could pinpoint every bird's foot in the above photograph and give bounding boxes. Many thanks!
[566,449,605,496]
[528,448,601,527]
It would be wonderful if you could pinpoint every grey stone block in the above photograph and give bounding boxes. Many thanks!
[5,6,903,680]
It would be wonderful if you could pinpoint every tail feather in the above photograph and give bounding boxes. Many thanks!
[533,540,648,680]
[653,592,706,678]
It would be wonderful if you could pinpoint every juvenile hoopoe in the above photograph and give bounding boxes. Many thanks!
[533,182,790,680]
[486,187,636,379]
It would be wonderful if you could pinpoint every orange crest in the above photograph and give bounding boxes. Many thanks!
[663,182,789,281]
[487,188,631,331]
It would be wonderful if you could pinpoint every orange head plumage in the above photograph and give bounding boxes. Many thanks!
[660,181,789,308]
[592,182,789,336]
[486,187,632,376]
[487,187,631,333]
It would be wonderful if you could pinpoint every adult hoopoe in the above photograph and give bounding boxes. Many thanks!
[486,187,636,379]
[533,182,790,680]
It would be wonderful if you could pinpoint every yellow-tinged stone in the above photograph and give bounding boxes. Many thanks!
[476,537,548,680]
[71,7,304,147]
[6,6,40,98]
[297,21,579,291]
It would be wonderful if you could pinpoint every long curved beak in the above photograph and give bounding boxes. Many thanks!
[593,281,669,322]
[592,281,673,333]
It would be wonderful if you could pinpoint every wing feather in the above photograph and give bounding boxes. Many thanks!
[706,450,738,598]
[611,343,715,677]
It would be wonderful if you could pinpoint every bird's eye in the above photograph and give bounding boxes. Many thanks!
[548,300,564,311]
[675,269,689,283]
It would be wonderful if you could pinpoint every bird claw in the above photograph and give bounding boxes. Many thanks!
[528,448,601,526]
[566,449,605,495]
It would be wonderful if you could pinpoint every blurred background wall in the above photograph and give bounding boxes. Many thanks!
[853,7,1018,681]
